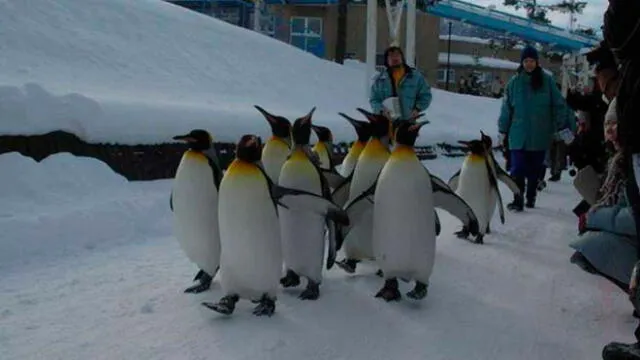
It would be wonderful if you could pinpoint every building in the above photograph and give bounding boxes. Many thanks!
[437,32,563,94]
[165,0,441,84]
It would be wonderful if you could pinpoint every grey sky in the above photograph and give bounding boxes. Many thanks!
[472,0,607,30]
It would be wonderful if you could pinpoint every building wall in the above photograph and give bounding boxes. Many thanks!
[267,4,440,85]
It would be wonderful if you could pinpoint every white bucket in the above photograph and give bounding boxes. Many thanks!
[382,97,401,120]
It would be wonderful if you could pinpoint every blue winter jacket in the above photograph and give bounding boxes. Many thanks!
[369,67,432,121]
[586,189,636,237]
[498,69,570,151]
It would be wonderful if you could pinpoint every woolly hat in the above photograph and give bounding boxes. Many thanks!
[520,45,539,63]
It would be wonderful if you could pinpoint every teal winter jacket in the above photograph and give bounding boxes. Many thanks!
[369,67,432,121]
[498,70,570,151]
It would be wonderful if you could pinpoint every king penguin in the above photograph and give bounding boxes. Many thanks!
[336,108,394,274]
[311,124,345,189]
[448,132,520,241]
[255,105,292,183]
[278,107,338,300]
[171,129,223,293]
[372,120,436,301]
[331,113,372,208]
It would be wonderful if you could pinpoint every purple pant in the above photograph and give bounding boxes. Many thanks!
[510,150,547,201]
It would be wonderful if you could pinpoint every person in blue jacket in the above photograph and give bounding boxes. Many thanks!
[369,46,432,121]
[498,45,572,211]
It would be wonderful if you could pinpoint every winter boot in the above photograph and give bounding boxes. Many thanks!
[507,176,525,212]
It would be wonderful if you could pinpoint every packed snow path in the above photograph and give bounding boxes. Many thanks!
[0,156,636,360]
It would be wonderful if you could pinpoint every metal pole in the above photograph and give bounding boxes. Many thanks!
[366,0,377,96]
[253,0,261,32]
[445,21,452,91]
[406,0,416,67]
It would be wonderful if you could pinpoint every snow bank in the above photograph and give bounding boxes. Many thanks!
[438,53,553,75]
[0,152,170,270]
[439,34,491,45]
[0,0,503,146]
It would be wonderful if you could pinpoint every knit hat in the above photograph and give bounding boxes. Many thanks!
[520,45,539,63]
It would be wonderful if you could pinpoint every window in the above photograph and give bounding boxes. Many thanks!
[437,68,455,83]
[289,16,325,58]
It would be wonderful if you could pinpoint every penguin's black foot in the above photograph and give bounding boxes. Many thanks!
[485,224,491,234]
[602,342,640,360]
[455,227,469,239]
[252,294,276,317]
[375,278,401,302]
[280,269,301,288]
[185,270,213,293]
[474,234,484,244]
[202,294,239,315]
[406,281,428,300]
[375,269,384,277]
[299,280,320,300]
[336,259,359,274]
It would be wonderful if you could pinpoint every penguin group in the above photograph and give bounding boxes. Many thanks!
[169,105,521,317]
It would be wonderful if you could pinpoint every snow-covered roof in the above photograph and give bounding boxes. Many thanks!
[439,34,491,45]
[438,53,553,75]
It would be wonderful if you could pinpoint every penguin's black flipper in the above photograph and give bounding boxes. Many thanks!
[330,173,353,208]
[342,183,376,237]
[434,210,441,236]
[430,174,452,192]
[169,191,173,212]
[494,160,521,196]
[322,168,346,189]
[484,156,506,224]
[430,177,480,236]
[326,218,338,269]
[271,185,349,226]
[448,169,461,191]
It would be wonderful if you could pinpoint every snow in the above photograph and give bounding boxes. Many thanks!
[439,34,491,45]
[1,151,637,360]
[438,53,554,75]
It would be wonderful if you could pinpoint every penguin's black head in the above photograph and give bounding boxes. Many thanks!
[254,105,292,141]
[311,124,333,143]
[291,107,316,146]
[458,139,486,156]
[480,131,493,149]
[236,134,262,163]
[394,120,429,146]
[356,108,392,140]
[173,129,212,151]
[339,112,372,143]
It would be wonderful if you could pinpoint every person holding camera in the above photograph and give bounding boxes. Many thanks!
[369,45,432,122]
[497,45,573,211]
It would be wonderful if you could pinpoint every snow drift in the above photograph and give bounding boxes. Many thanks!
[0,0,501,146]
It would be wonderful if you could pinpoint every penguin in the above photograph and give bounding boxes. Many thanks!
[201,134,348,317]
[255,105,292,183]
[277,107,337,300]
[331,113,372,208]
[170,129,223,293]
[448,132,520,238]
[311,124,345,189]
[336,108,394,274]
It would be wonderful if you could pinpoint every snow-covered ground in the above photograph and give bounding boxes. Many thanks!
[1,152,636,360]
[0,0,500,146]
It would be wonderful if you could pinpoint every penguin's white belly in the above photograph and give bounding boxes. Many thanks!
[373,158,436,283]
[218,171,281,300]
[278,161,325,282]
[262,142,289,183]
[456,160,493,234]
[339,152,358,177]
[343,156,388,259]
[172,154,220,276]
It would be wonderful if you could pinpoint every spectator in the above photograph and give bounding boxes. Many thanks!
[369,46,432,122]
[497,45,572,211]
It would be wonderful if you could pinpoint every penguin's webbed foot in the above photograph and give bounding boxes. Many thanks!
[375,269,384,277]
[202,294,238,315]
[406,281,428,300]
[474,234,484,244]
[299,280,320,300]
[454,227,469,239]
[485,224,491,234]
[280,269,301,288]
[184,270,213,293]
[336,259,359,274]
[253,294,276,317]
[375,278,401,302]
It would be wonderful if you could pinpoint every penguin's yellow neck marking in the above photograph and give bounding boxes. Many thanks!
[361,138,389,159]
[225,158,261,176]
[267,136,289,149]
[466,154,486,164]
[288,147,309,162]
[185,150,208,163]
[391,144,417,160]
[312,141,328,155]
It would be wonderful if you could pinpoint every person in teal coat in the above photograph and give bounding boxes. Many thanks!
[498,45,572,211]
[369,46,432,121]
